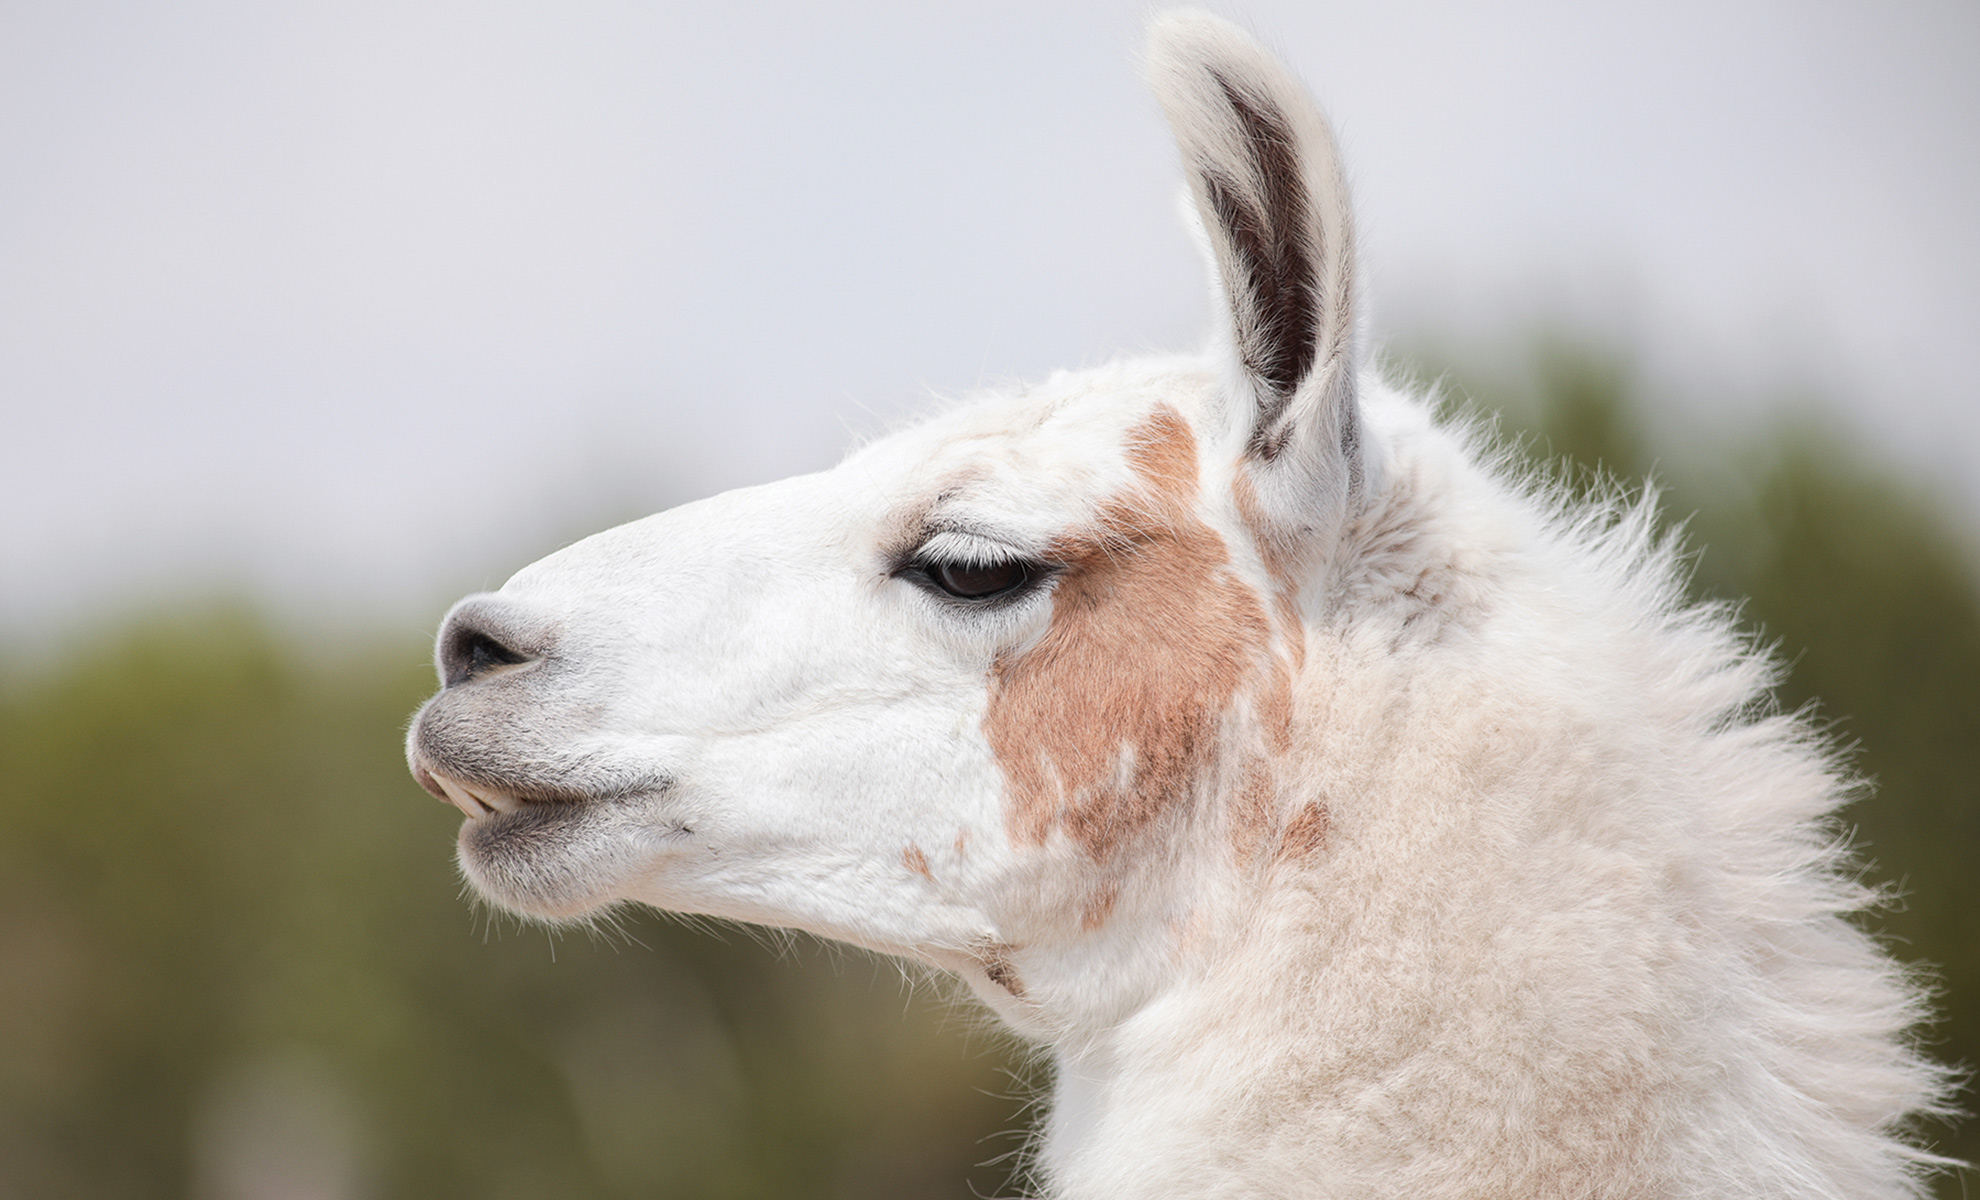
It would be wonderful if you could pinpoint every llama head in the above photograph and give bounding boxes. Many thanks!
[405,12,1359,1021]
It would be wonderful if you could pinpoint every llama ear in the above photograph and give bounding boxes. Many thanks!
[1148,13,1362,555]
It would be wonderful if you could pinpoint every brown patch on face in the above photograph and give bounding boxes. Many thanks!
[952,831,968,857]
[1277,800,1330,863]
[986,406,1276,861]
[902,844,932,880]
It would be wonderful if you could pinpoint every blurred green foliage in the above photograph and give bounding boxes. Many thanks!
[1,343,1973,1195]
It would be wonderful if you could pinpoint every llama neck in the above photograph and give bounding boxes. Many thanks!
[1026,625,1694,1198]
[1028,808,1692,1200]
[1025,611,1916,1199]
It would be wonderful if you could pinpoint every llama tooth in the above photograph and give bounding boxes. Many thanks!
[465,784,518,814]
[434,774,484,820]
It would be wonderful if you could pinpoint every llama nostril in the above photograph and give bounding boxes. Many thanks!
[463,632,528,679]
[438,603,545,687]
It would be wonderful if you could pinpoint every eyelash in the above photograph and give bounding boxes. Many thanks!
[895,539,1054,605]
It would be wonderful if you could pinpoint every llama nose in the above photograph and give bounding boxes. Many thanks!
[436,598,552,687]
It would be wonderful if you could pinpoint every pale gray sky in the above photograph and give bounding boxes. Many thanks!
[4,0,1976,636]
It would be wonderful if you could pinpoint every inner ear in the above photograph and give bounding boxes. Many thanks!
[1199,71,1319,452]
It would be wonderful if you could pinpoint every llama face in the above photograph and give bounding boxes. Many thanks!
[408,11,1363,1010]
[407,366,1284,975]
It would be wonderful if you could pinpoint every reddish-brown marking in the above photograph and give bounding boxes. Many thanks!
[1277,800,1330,862]
[952,831,969,857]
[1230,461,1310,870]
[1230,759,1278,866]
[978,942,1024,996]
[1272,593,1306,673]
[1080,878,1121,931]
[1232,468,1309,676]
[1256,654,1295,756]
[985,406,1276,861]
[902,844,932,880]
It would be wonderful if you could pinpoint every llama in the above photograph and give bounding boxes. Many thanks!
[405,13,1953,1197]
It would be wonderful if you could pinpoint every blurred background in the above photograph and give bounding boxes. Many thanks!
[2,1,1975,1196]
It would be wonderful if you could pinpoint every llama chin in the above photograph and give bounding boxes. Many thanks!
[406,11,1954,1196]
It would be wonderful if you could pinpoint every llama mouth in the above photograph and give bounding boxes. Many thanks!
[414,760,674,820]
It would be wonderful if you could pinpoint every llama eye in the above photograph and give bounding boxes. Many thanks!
[930,559,1033,600]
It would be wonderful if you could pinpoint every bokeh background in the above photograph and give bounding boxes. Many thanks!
[3,2,1975,1197]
